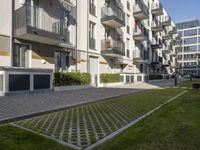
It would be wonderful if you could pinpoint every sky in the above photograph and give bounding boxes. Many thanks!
[160,0,200,23]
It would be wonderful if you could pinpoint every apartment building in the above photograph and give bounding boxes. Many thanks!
[176,19,200,76]
[0,0,177,88]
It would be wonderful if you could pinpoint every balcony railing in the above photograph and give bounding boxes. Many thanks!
[151,19,162,32]
[101,5,125,28]
[15,5,67,36]
[161,15,171,26]
[133,2,149,20]
[151,38,162,49]
[101,37,125,57]
[133,24,148,41]
[151,1,163,16]
[133,47,148,62]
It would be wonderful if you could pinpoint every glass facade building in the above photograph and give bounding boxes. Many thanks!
[176,19,200,76]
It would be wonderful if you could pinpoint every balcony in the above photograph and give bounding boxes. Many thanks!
[133,47,148,63]
[151,2,163,16]
[101,5,125,28]
[161,16,171,26]
[151,38,162,49]
[162,31,172,40]
[151,19,162,32]
[170,39,179,46]
[15,5,69,45]
[133,2,149,20]
[101,37,125,57]
[162,45,172,54]
[168,26,177,34]
[133,24,148,41]
[151,56,163,67]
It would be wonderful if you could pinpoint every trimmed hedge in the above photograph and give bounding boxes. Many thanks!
[149,74,163,80]
[54,72,91,86]
[100,73,120,83]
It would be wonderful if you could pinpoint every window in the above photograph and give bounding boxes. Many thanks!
[89,0,96,16]
[55,51,70,72]
[176,20,199,29]
[127,1,130,10]
[184,29,197,36]
[183,37,197,44]
[12,44,29,68]
[178,31,182,37]
[184,46,197,52]
[198,28,200,35]
[89,21,96,49]
[126,38,130,58]
[126,14,130,34]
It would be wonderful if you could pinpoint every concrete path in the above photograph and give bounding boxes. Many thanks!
[0,79,184,124]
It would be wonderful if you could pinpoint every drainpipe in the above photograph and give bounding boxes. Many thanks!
[87,0,89,73]
[10,0,14,67]
[75,0,78,72]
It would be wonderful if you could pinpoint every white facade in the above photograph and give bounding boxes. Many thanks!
[0,0,178,85]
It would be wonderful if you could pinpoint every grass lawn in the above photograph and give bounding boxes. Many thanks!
[0,125,72,150]
[95,86,200,150]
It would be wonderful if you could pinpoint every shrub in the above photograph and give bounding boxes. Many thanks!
[100,73,120,83]
[149,74,163,80]
[54,72,91,86]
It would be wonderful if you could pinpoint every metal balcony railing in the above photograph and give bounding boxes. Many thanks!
[101,37,125,56]
[101,5,125,24]
[151,1,162,11]
[15,5,67,36]
[133,2,149,18]
[133,24,148,38]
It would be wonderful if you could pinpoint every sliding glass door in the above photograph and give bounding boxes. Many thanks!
[13,44,29,68]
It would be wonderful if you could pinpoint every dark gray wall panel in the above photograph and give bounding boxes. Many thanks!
[34,75,50,90]
[9,74,30,91]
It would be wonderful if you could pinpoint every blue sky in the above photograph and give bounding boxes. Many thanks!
[160,0,200,22]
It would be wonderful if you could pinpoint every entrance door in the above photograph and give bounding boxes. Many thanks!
[89,57,98,86]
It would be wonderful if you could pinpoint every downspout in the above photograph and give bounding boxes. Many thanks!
[75,0,78,72]
[87,0,89,73]
[10,0,14,67]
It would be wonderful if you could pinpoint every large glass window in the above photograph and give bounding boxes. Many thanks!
[198,28,200,35]
[184,46,197,52]
[184,29,197,36]
[12,44,29,68]
[176,20,199,29]
[55,51,70,72]
[178,31,182,37]
[184,37,197,44]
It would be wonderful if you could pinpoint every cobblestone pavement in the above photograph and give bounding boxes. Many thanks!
[0,79,184,124]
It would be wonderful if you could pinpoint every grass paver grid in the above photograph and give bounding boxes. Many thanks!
[14,88,185,149]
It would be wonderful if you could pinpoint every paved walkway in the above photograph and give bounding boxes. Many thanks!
[0,79,184,124]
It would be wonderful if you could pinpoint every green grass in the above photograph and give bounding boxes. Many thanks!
[0,125,73,150]
[178,79,200,88]
[95,88,200,150]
